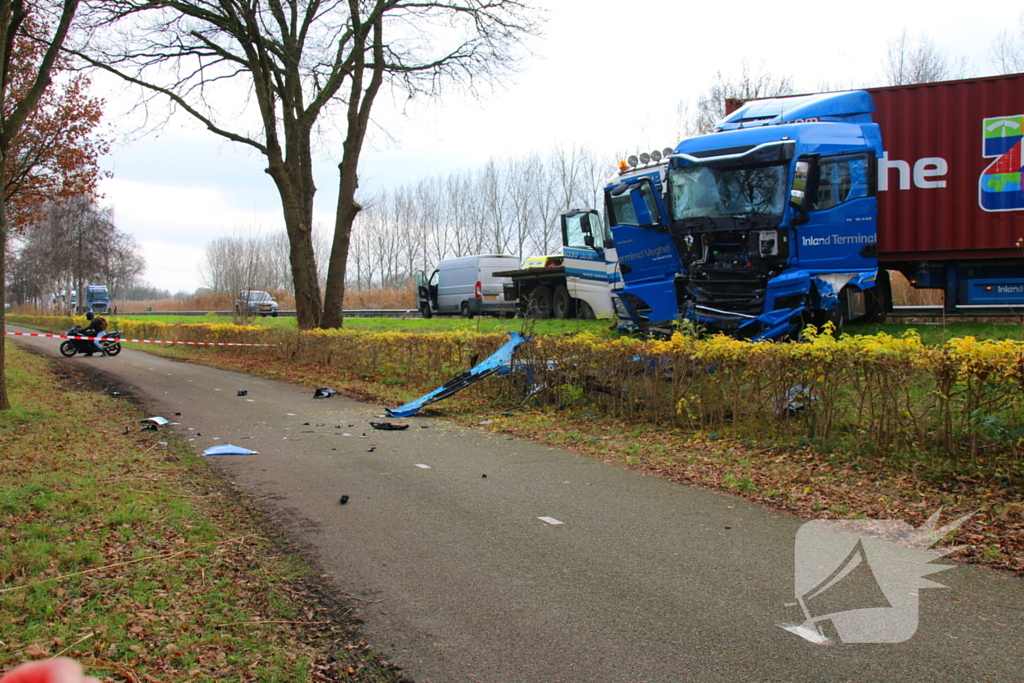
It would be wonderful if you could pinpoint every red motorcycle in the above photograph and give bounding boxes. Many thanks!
[59,325,123,357]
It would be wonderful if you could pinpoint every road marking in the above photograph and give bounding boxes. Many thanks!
[414,464,431,469]
[538,516,564,526]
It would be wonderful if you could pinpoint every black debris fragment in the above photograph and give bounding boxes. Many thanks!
[370,422,409,431]
[420,425,429,429]
[339,495,350,505]
[482,474,487,478]
[367,446,376,453]
[237,390,248,396]
[141,424,158,432]
[313,387,337,399]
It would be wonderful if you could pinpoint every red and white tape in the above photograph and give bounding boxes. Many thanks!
[6,331,276,347]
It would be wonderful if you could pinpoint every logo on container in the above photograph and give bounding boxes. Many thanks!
[980,115,1024,212]
[780,509,972,644]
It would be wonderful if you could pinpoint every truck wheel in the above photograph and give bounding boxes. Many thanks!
[577,300,595,320]
[420,303,433,319]
[461,302,475,319]
[59,341,77,357]
[865,269,892,323]
[527,286,552,319]
[552,286,575,319]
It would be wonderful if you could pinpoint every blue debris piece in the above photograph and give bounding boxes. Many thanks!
[386,332,530,418]
[203,444,259,456]
[774,385,818,415]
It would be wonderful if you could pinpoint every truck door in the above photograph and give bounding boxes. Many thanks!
[795,153,878,273]
[560,209,618,318]
[605,176,679,327]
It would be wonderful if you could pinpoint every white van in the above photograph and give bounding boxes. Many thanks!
[416,255,519,318]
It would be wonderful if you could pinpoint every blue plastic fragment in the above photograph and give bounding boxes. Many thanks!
[386,332,530,417]
[202,444,258,456]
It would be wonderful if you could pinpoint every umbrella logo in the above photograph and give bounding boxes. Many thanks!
[781,509,972,644]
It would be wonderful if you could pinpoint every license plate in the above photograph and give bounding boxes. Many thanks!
[484,295,498,300]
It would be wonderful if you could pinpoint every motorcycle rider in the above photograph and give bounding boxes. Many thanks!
[79,311,109,357]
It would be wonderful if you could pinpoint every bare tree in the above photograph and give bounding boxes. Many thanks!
[99,230,145,308]
[990,12,1024,74]
[0,0,81,410]
[77,0,539,330]
[882,29,974,85]
[691,59,795,134]
[200,231,272,322]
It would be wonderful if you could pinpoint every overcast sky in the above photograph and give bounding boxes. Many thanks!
[94,0,1014,293]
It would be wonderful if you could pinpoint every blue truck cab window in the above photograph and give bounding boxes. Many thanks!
[609,180,662,227]
[812,154,871,211]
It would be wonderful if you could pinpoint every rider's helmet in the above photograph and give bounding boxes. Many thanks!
[85,311,94,320]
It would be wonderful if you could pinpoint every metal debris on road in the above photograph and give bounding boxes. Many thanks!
[313,386,337,398]
[370,422,409,431]
[237,390,248,396]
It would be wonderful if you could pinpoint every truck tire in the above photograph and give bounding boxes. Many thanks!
[865,269,892,323]
[460,302,474,319]
[577,300,595,320]
[552,286,575,319]
[527,286,552,319]
[420,303,433,319]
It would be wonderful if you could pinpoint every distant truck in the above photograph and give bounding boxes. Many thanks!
[495,209,624,319]
[416,255,519,318]
[73,285,111,314]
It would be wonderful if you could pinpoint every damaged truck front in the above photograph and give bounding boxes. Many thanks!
[610,91,886,340]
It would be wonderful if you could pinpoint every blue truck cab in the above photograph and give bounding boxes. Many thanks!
[609,91,886,340]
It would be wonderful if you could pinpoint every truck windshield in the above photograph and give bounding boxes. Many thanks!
[668,163,787,221]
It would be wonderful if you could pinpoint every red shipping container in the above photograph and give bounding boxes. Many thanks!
[867,75,1024,263]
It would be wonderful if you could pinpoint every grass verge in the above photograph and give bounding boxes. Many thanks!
[0,343,408,682]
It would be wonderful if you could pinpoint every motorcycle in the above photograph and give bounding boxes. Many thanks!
[59,326,123,357]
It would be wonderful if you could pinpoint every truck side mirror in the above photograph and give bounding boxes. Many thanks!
[580,213,593,234]
[790,160,810,213]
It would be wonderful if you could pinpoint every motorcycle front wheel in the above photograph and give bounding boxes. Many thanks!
[59,341,77,357]
[104,342,122,357]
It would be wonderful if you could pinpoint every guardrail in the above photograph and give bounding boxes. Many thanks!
[891,305,1024,319]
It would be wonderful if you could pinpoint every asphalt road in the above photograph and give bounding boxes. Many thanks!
[10,326,1024,682]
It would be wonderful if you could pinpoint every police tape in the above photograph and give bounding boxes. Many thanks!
[5,331,277,347]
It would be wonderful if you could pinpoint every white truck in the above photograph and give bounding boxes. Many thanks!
[495,209,621,319]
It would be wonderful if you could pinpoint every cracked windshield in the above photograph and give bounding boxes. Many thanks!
[669,163,787,220]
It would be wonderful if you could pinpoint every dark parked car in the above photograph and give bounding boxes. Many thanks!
[236,290,279,317]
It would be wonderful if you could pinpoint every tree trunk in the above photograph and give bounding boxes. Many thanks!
[321,153,360,328]
[266,160,322,330]
[0,150,10,410]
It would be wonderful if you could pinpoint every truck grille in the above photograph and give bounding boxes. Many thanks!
[692,268,766,319]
